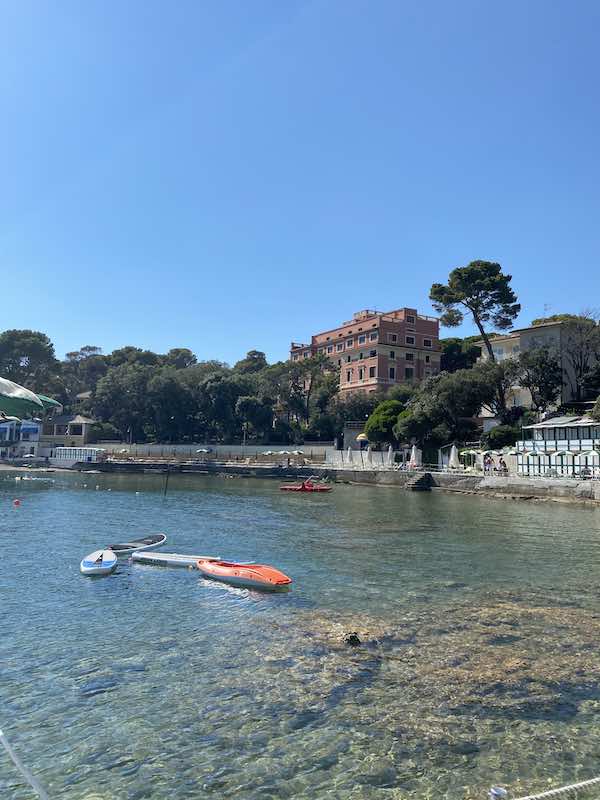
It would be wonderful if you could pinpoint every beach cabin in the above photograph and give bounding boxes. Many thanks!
[516,415,600,477]
[50,447,106,468]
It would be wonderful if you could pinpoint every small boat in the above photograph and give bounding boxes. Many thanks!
[80,549,118,576]
[197,560,292,592]
[280,478,332,493]
[107,533,167,557]
[132,551,219,568]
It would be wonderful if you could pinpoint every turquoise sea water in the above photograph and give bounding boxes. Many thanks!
[2,472,600,799]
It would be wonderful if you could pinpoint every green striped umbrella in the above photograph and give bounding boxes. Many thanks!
[36,394,62,410]
[0,378,45,417]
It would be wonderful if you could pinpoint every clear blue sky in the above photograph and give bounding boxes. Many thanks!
[1,1,599,364]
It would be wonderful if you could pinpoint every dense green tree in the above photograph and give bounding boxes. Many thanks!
[235,395,274,439]
[472,359,523,423]
[109,346,161,368]
[62,345,108,400]
[289,353,331,423]
[92,364,153,442]
[518,347,563,414]
[147,369,196,442]
[481,424,521,450]
[430,260,520,361]
[393,369,494,447]
[233,350,268,374]
[0,329,58,389]
[439,337,482,372]
[164,348,197,369]
[364,400,405,444]
[531,313,584,326]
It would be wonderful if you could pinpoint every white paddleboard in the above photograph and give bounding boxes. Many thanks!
[80,549,118,576]
[132,551,219,568]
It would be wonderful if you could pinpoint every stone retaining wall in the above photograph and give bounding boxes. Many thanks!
[85,461,600,504]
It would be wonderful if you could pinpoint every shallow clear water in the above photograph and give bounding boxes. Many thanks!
[2,472,600,799]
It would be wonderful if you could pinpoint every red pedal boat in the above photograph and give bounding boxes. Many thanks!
[197,560,292,592]
[279,479,332,493]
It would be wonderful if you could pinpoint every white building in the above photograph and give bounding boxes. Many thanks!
[0,420,41,459]
[516,415,600,476]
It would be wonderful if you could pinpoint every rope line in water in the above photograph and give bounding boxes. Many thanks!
[492,776,600,800]
[0,727,50,800]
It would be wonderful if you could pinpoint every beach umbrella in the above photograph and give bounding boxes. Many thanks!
[0,412,20,423]
[387,444,394,465]
[0,378,44,417]
[356,432,368,442]
[409,444,421,469]
[346,447,353,464]
[36,394,62,410]
[448,444,460,469]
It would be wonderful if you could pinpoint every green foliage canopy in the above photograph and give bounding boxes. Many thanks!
[430,260,520,361]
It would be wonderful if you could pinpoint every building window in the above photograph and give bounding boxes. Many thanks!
[370,332,378,341]
[389,350,395,359]
[425,355,430,363]
[389,333,397,343]
[405,367,414,379]
[358,335,366,344]
[317,347,324,354]
[346,355,351,363]
[406,315,415,324]
[389,367,396,380]
[303,351,310,358]
[55,425,68,435]
[369,349,376,357]
[406,336,415,345]
[70,425,83,436]
[369,366,376,378]
[346,370,352,382]
[337,359,341,366]
[336,343,344,352]
[292,354,299,361]
[405,353,414,362]
[358,368,364,380]
[327,346,333,353]
[424,338,432,348]
[358,352,364,360]
[326,337,330,341]
[346,339,353,348]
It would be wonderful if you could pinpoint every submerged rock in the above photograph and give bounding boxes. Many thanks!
[343,631,361,647]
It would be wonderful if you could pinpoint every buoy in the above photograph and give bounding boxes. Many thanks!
[13,499,20,507]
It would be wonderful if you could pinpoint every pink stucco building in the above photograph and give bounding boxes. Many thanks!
[290,307,441,396]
